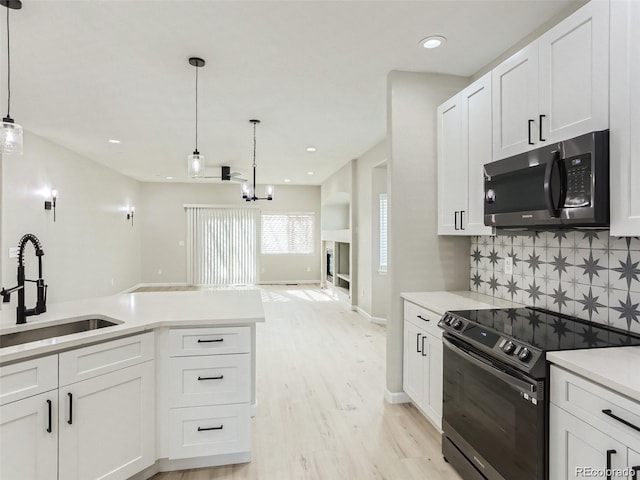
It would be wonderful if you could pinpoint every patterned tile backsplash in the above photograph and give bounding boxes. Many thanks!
[470,230,640,333]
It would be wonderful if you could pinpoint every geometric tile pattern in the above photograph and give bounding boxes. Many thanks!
[470,230,640,333]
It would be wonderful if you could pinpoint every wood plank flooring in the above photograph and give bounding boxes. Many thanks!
[150,285,462,480]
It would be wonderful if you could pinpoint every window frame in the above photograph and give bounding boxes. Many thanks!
[260,212,316,255]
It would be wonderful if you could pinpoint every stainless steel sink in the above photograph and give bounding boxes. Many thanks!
[0,318,119,348]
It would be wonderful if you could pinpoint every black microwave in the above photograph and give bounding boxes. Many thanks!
[484,130,609,228]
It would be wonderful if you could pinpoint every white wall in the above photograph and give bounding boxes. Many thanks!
[354,140,388,320]
[139,182,321,284]
[386,71,471,396]
[1,131,142,306]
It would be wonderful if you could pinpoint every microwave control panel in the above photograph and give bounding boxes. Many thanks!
[564,154,592,208]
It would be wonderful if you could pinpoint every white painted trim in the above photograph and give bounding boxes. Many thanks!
[183,203,260,209]
[384,389,411,404]
[356,306,387,325]
[129,453,251,479]
[256,280,320,285]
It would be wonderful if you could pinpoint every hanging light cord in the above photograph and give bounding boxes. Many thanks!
[5,7,11,118]
[194,63,198,151]
[252,121,257,167]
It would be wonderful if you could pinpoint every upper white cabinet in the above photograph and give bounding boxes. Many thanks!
[610,0,640,236]
[493,0,610,160]
[437,73,494,236]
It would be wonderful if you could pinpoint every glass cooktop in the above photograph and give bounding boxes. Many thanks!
[448,307,640,351]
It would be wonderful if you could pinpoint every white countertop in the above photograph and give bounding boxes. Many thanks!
[400,290,523,315]
[0,289,265,364]
[547,347,640,402]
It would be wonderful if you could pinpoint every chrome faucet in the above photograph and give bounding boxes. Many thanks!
[1,234,48,324]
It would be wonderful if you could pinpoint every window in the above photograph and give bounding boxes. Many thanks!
[261,213,315,254]
[379,194,388,272]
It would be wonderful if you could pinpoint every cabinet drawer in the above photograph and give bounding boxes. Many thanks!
[168,404,250,459]
[404,301,442,339]
[551,366,640,448]
[0,355,58,405]
[168,327,250,357]
[59,333,154,386]
[168,354,250,407]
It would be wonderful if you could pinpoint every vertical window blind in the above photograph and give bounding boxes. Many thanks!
[261,213,315,254]
[186,206,259,285]
[379,194,388,272]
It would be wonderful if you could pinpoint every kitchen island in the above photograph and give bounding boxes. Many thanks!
[0,289,265,480]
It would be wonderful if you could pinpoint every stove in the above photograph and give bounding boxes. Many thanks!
[439,307,640,379]
[438,307,640,480]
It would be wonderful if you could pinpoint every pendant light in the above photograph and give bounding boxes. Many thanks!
[187,57,205,178]
[242,119,273,202]
[1,0,23,156]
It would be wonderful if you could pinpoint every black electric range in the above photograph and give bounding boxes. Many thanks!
[437,307,640,480]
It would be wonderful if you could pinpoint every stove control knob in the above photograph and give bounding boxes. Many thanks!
[452,319,463,330]
[518,348,531,362]
[503,341,516,355]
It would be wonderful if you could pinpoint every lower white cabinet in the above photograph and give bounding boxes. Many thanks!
[0,390,58,480]
[549,365,640,480]
[550,406,628,479]
[59,361,155,480]
[402,301,443,430]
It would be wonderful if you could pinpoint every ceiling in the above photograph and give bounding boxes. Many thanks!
[1,0,581,186]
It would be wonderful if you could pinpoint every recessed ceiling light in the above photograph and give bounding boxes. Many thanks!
[307,171,314,175]
[166,176,173,180]
[108,139,121,144]
[284,178,292,183]
[306,146,317,152]
[420,35,447,49]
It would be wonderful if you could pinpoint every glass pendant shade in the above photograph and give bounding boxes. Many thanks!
[1,117,23,155]
[188,151,205,178]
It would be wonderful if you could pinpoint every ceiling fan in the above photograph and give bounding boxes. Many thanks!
[205,166,247,182]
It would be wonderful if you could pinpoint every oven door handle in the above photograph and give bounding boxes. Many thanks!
[443,337,539,400]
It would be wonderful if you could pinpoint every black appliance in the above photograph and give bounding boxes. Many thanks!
[438,307,640,480]
[484,130,609,228]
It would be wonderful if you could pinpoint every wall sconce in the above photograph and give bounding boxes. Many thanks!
[44,189,58,222]
[126,206,135,226]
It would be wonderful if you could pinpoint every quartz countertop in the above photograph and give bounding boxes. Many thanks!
[0,289,265,364]
[547,347,640,402]
[400,290,523,316]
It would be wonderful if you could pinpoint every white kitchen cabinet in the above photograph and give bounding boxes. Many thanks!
[549,365,640,480]
[492,0,609,160]
[59,360,155,480]
[610,0,640,236]
[492,43,539,160]
[402,300,442,430]
[437,73,493,235]
[550,405,628,480]
[0,391,58,480]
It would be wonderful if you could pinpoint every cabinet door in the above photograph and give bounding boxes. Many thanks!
[629,448,640,480]
[492,43,539,160]
[437,94,467,235]
[403,320,425,406]
[59,361,155,480]
[0,391,57,480]
[424,334,443,430]
[610,0,640,236]
[550,405,628,480]
[461,72,493,235]
[538,0,609,144]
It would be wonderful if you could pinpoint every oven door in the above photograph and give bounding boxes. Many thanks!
[442,335,545,480]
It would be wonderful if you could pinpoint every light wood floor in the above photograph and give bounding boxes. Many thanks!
[150,285,462,480]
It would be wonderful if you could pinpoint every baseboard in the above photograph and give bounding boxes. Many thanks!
[384,389,411,404]
[129,453,251,479]
[356,306,387,325]
[256,280,320,285]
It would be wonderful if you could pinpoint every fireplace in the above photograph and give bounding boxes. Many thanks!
[326,248,334,283]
